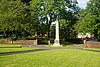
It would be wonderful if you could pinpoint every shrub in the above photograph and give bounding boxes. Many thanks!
[65,38,83,44]
[37,38,48,45]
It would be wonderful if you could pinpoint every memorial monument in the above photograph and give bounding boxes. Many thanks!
[52,17,62,46]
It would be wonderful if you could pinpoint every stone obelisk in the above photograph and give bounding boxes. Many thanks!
[52,18,61,46]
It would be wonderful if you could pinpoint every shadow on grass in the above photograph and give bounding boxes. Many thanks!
[84,49,100,52]
[0,46,22,48]
[0,49,49,56]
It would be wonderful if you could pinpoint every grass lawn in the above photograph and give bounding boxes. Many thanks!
[0,44,38,53]
[0,44,100,67]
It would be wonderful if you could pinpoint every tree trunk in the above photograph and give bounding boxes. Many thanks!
[47,24,50,39]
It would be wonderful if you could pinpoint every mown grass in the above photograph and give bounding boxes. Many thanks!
[0,44,38,53]
[0,44,22,47]
[0,44,100,67]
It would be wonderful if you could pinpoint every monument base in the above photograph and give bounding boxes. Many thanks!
[52,39,62,47]
[52,43,62,47]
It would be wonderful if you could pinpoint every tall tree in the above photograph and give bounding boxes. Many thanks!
[30,0,47,36]
[30,0,79,39]
[75,0,100,39]
[0,0,32,39]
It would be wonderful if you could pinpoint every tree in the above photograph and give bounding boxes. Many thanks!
[0,0,32,39]
[30,0,80,39]
[59,0,80,39]
[75,0,100,39]
[30,0,48,36]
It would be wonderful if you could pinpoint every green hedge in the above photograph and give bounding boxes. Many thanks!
[65,38,83,44]
[37,38,48,45]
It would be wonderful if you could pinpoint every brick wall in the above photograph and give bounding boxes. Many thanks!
[84,41,100,48]
[0,40,37,45]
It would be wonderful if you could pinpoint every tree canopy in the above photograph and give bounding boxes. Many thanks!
[30,0,80,39]
[0,0,32,39]
[0,0,100,42]
[75,0,100,39]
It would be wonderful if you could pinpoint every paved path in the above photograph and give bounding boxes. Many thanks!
[22,45,100,52]
[22,45,84,49]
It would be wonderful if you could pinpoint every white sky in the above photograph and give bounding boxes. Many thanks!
[77,0,89,9]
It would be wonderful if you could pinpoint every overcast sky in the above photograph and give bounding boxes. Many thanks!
[77,0,89,9]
